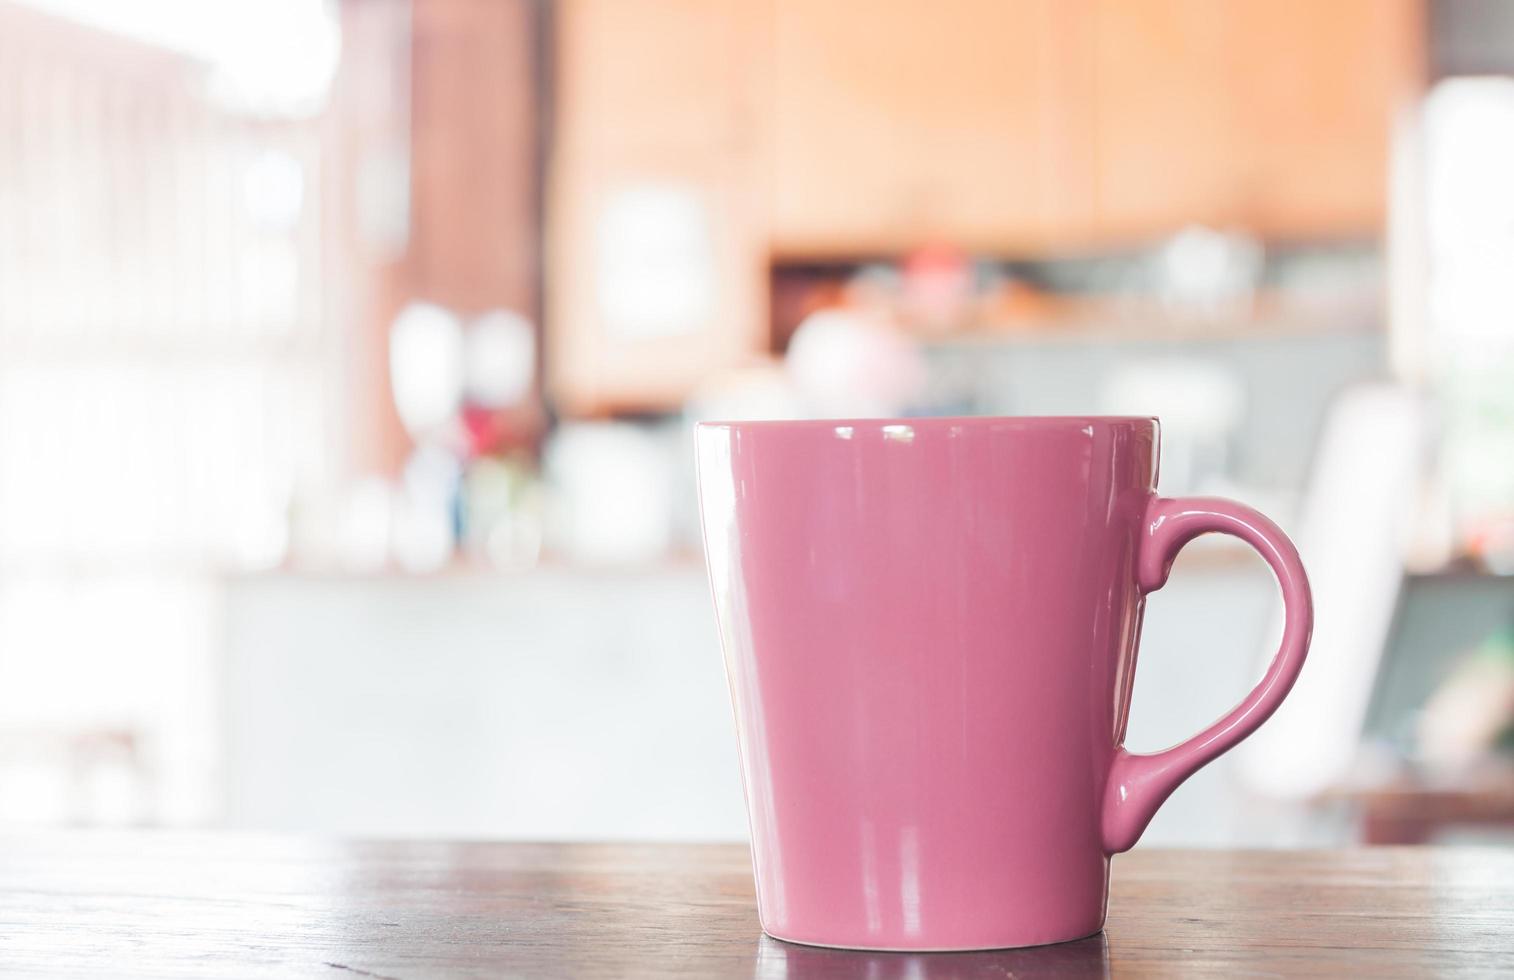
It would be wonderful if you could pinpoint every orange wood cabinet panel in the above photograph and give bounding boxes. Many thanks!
[1084,0,1240,239]
[1226,0,1422,237]
[548,147,768,415]
[548,0,769,415]
[770,0,1092,254]
[1087,0,1422,241]
[552,0,760,154]
[770,0,1420,250]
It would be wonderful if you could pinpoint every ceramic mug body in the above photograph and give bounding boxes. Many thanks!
[695,417,1311,951]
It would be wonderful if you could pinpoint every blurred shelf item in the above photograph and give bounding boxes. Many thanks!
[544,422,676,566]
[1343,561,1514,751]
[1343,766,1514,844]
[767,241,1382,353]
[1405,562,1514,582]
[928,293,1382,347]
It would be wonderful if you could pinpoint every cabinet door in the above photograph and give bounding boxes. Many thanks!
[549,0,768,414]
[554,0,756,153]
[1088,0,1421,241]
[1228,0,1421,237]
[549,150,766,414]
[770,0,1088,254]
[1086,0,1240,240]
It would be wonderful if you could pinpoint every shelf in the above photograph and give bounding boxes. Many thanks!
[924,297,1381,348]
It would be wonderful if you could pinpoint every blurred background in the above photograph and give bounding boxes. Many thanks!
[1,0,1513,849]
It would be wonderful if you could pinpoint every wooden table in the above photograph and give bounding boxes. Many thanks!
[4,835,1511,977]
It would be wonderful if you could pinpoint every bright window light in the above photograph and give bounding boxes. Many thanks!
[17,0,341,116]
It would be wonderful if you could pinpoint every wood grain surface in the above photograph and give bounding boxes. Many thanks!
[2,835,1510,977]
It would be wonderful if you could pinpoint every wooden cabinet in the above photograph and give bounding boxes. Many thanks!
[549,0,768,415]
[770,0,1091,254]
[1085,0,1238,239]
[1088,0,1421,241]
[552,0,762,155]
[769,0,1421,250]
[1225,0,1422,237]
[548,0,1423,412]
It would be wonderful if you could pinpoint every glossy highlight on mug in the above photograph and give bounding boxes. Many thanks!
[696,416,1312,951]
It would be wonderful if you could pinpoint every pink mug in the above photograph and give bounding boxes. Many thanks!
[696,416,1312,951]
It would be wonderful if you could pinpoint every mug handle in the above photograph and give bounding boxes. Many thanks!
[1102,496,1314,854]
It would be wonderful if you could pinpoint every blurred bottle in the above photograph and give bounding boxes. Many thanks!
[461,454,543,571]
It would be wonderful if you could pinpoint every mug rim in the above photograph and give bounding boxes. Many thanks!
[696,414,1157,430]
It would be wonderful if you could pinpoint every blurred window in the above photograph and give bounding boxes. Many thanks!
[0,4,348,825]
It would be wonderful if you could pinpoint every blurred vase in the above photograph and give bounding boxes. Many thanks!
[464,309,536,409]
[389,301,465,440]
[785,309,926,418]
